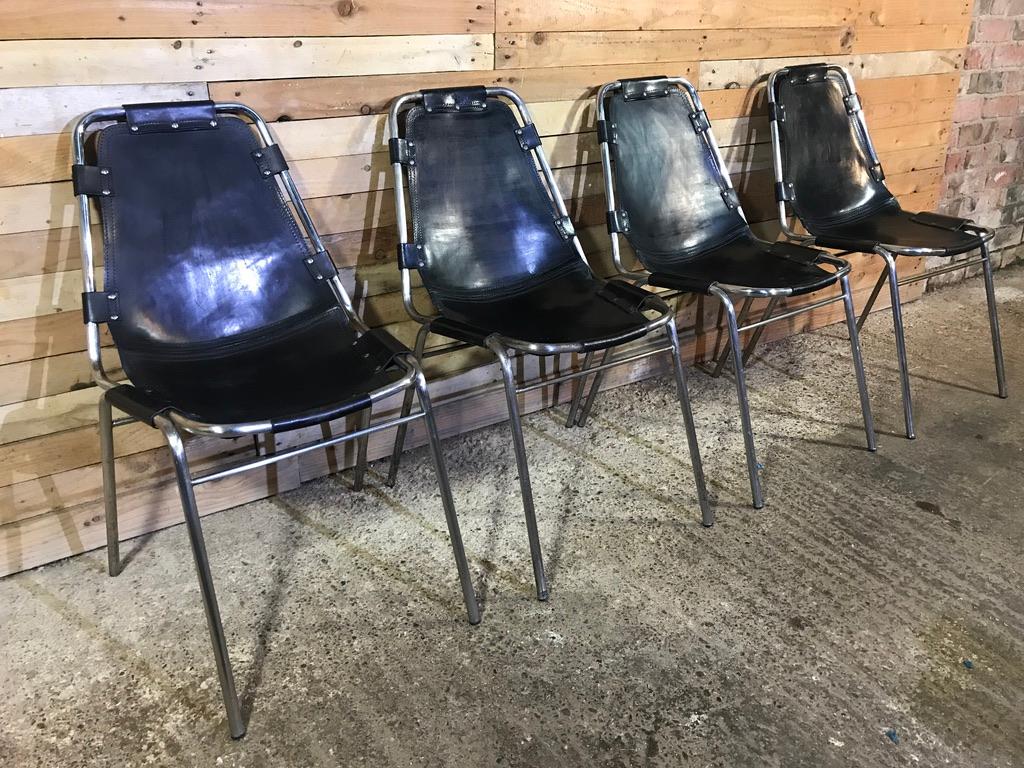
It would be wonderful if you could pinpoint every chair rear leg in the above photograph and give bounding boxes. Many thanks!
[840,274,877,452]
[857,265,890,332]
[880,250,916,439]
[352,405,372,491]
[155,416,245,739]
[490,343,548,601]
[413,375,481,624]
[565,351,594,427]
[666,323,714,527]
[387,324,431,487]
[710,297,753,377]
[980,240,1008,398]
[575,348,612,427]
[710,287,765,509]
[741,297,781,367]
[99,393,121,577]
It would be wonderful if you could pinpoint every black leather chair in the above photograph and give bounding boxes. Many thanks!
[71,100,479,738]
[768,63,1008,439]
[593,76,876,509]
[385,85,712,601]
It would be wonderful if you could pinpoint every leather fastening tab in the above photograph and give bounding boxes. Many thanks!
[721,188,740,210]
[622,77,671,101]
[596,119,615,144]
[422,86,488,113]
[911,211,968,231]
[775,181,794,202]
[302,250,338,281]
[689,109,711,134]
[388,137,416,165]
[599,279,652,312]
[82,290,120,324]
[252,144,288,177]
[767,102,785,122]
[353,328,409,369]
[398,242,424,269]
[869,163,885,182]
[843,93,863,114]
[515,123,541,150]
[769,241,820,265]
[554,216,576,240]
[124,100,218,134]
[72,164,114,197]
[607,209,631,233]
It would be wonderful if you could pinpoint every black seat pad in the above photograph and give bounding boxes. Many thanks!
[112,307,407,432]
[429,263,655,352]
[647,234,837,296]
[807,202,984,256]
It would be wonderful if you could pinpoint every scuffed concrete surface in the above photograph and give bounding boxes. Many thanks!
[2,268,1023,767]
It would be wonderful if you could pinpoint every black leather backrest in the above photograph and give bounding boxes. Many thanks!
[404,96,581,305]
[606,87,748,269]
[773,67,894,227]
[95,114,337,356]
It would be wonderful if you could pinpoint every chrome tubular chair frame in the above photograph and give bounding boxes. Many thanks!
[74,103,479,739]
[594,77,876,509]
[767,64,1007,439]
[386,87,713,603]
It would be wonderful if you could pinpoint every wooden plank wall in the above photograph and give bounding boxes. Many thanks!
[0,0,971,575]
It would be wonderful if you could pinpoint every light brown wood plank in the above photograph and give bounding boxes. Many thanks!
[851,23,969,53]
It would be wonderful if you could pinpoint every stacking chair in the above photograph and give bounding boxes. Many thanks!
[72,100,479,738]
[768,63,1008,439]
[592,76,876,509]
[385,85,712,601]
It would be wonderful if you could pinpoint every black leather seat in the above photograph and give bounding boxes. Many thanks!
[801,201,983,256]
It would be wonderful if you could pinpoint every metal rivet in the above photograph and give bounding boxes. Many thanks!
[316,274,324,280]
[170,122,179,129]
[263,169,272,176]
[416,244,423,250]
[107,293,118,300]
[408,159,415,166]
[102,189,111,196]
[100,168,110,175]
[254,151,263,158]
[130,126,139,132]
[305,258,314,264]
[210,120,218,127]
[109,314,119,321]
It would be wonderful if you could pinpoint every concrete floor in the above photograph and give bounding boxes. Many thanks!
[2,268,1023,768]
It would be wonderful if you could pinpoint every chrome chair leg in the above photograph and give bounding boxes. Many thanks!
[666,322,714,526]
[879,249,916,439]
[856,266,890,332]
[710,297,753,377]
[352,405,371,491]
[565,351,594,427]
[387,324,431,487]
[741,296,781,367]
[414,373,481,624]
[710,287,764,509]
[575,348,612,427]
[490,343,548,601]
[840,274,877,452]
[99,393,121,577]
[980,241,1008,399]
[155,415,245,739]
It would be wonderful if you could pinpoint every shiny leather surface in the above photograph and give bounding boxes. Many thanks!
[646,233,837,296]
[405,97,581,306]
[773,68,894,229]
[94,112,405,430]
[807,202,984,256]
[605,88,749,269]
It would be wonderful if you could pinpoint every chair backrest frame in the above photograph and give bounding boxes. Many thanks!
[72,101,363,392]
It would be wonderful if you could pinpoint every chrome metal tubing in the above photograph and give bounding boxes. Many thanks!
[156,415,244,739]
[99,393,120,577]
[741,296,782,367]
[666,322,714,526]
[856,267,890,332]
[980,241,1008,398]
[710,297,753,378]
[565,351,595,427]
[352,405,371,491]
[879,248,916,439]
[488,341,548,602]
[575,348,612,427]
[709,286,764,509]
[736,293,845,334]
[897,256,985,286]
[840,274,877,451]
[387,323,431,486]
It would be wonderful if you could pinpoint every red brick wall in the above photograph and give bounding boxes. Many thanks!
[941,0,1024,276]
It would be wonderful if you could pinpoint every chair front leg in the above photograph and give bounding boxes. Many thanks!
[710,297,754,377]
[98,393,121,577]
[155,415,245,739]
[878,249,916,439]
[413,373,481,624]
[709,287,765,509]
[839,274,877,452]
[386,323,431,487]
[980,240,1008,399]
[665,322,714,527]
[488,341,549,601]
